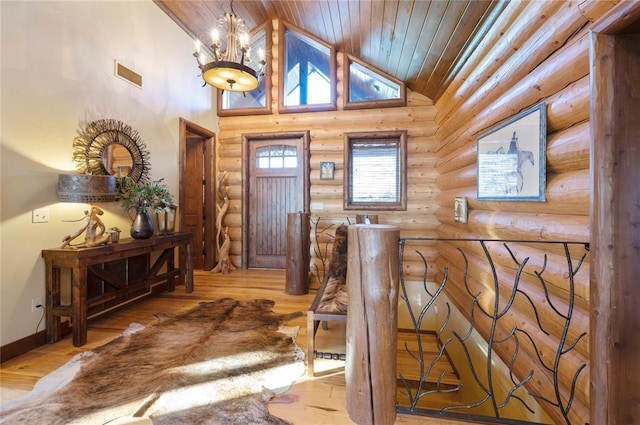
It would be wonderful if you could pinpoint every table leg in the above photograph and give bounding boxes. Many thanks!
[185,240,193,293]
[72,265,88,347]
[45,261,61,344]
[167,247,176,292]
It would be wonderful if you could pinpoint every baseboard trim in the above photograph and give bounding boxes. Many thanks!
[0,322,71,363]
[1,283,174,363]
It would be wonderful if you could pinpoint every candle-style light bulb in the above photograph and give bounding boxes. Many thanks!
[211,29,219,46]
[194,39,201,54]
[239,33,249,49]
[258,48,265,62]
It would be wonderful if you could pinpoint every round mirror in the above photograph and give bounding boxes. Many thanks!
[103,144,133,177]
[73,119,151,184]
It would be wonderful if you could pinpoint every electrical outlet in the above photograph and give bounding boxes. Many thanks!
[32,296,43,312]
[32,208,49,223]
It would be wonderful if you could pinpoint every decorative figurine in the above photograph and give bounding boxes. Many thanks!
[61,206,111,249]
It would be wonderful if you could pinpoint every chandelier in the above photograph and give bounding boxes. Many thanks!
[193,2,265,92]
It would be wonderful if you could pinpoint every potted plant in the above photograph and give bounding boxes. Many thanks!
[108,226,122,243]
[116,177,175,238]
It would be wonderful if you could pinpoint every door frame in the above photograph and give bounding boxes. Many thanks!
[241,131,311,269]
[589,2,640,423]
[179,118,217,270]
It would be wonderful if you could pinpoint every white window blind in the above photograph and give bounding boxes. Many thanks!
[349,139,400,204]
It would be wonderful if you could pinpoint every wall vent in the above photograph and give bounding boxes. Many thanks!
[114,60,143,89]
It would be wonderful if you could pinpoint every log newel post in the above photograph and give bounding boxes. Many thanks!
[285,212,310,295]
[345,224,400,425]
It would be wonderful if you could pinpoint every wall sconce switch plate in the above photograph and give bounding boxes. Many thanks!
[454,197,468,224]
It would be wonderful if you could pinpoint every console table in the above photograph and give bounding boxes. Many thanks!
[42,232,194,346]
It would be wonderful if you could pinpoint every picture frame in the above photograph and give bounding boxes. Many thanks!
[477,103,546,201]
[320,161,335,180]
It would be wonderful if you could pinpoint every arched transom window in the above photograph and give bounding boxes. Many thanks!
[256,144,298,169]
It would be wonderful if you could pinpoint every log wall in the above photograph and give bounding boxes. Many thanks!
[215,3,622,422]
[433,1,616,424]
[217,19,440,287]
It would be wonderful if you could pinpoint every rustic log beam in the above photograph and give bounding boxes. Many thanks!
[436,76,590,176]
[221,106,437,128]
[434,209,589,243]
[346,224,400,425]
[546,121,590,173]
[435,169,590,216]
[546,76,590,133]
[285,212,310,295]
[440,3,533,103]
[436,0,564,121]
[436,3,588,148]
[436,163,476,191]
[433,223,589,259]
[437,27,590,157]
[578,0,625,23]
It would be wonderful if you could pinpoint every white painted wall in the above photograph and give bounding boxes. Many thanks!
[0,0,217,346]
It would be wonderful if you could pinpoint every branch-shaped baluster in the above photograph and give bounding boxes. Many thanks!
[396,237,589,424]
[493,328,536,414]
[525,242,588,425]
[398,242,451,409]
[479,241,528,419]
[310,216,334,286]
[504,244,552,336]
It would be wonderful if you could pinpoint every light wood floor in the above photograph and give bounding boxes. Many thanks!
[0,269,476,424]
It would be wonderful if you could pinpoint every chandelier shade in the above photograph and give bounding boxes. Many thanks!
[201,61,259,92]
[194,2,265,92]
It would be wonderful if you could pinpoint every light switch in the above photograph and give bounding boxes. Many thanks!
[32,208,50,223]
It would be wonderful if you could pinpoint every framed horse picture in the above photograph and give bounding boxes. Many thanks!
[477,103,546,201]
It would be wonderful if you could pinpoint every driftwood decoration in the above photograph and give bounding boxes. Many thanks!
[61,206,111,249]
[210,171,236,274]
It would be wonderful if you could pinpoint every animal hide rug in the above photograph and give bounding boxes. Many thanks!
[1,298,305,425]
[318,224,348,313]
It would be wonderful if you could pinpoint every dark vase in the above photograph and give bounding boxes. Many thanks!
[130,210,154,239]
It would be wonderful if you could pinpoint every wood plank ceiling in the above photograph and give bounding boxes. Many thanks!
[153,0,504,102]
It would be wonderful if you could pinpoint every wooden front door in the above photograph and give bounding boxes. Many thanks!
[243,132,310,269]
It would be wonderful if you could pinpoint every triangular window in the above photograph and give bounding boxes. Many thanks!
[279,22,336,113]
[344,55,406,110]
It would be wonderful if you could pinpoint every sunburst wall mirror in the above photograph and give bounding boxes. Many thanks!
[72,119,151,184]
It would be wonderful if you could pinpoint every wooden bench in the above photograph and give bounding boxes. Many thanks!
[307,277,347,376]
[306,224,348,377]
